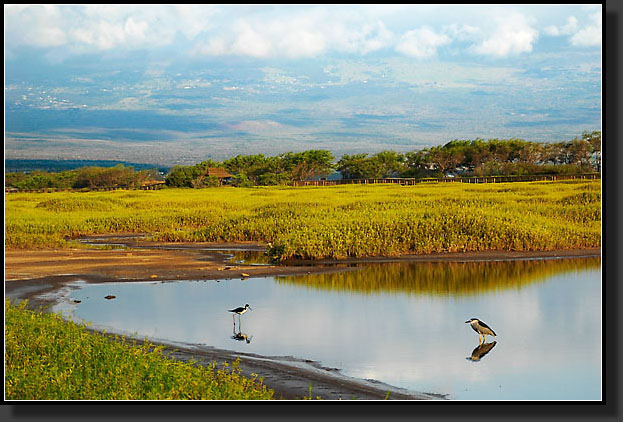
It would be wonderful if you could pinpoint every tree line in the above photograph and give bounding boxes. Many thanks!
[165,131,600,187]
[337,131,601,180]
[5,164,163,191]
[165,150,334,188]
[5,131,600,190]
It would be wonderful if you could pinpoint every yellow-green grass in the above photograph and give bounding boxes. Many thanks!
[5,299,274,400]
[5,181,601,260]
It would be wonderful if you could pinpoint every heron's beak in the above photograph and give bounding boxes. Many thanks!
[464,320,470,323]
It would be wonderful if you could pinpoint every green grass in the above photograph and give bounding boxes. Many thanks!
[5,181,601,260]
[4,299,274,400]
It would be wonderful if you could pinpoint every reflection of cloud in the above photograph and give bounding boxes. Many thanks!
[61,267,601,399]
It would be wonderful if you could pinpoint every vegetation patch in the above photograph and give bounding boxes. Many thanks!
[5,180,601,260]
[5,299,274,400]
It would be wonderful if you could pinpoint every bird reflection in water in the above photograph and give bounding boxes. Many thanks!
[232,323,253,344]
[466,341,497,362]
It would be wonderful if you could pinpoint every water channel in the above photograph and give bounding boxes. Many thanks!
[50,255,601,400]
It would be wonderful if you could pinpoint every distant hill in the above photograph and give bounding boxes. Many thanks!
[5,159,170,174]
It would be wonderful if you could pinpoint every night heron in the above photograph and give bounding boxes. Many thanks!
[465,318,497,343]
[229,304,252,325]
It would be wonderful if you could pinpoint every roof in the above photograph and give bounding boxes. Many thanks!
[207,167,232,178]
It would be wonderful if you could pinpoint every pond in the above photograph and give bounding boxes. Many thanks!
[51,256,601,400]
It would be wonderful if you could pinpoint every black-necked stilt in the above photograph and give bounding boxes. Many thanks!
[229,304,252,325]
[465,318,497,343]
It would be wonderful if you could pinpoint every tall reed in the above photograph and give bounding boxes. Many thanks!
[5,181,601,260]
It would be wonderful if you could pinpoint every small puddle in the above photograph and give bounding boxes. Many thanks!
[75,235,273,266]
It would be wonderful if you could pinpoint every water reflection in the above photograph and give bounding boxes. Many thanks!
[55,256,601,400]
[232,325,253,344]
[276,257,600,296]
[229,251,273,266]
[467,341,497,362]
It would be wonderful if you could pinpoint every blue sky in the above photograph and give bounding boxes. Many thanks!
[4,4,602,165]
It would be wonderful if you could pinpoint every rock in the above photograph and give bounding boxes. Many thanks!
[104,295,116,300]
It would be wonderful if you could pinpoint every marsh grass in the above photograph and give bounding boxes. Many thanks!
[4,299,274,400]
[5,181,601,260]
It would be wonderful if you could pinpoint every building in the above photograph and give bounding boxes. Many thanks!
[207,167,233,185]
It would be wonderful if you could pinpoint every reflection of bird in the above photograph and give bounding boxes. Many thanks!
[467,341,497,362]
[229,304,252,325]
[232,331,252,344]
[465,318,497,343]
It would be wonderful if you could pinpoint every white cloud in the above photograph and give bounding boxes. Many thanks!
[5,4,67,48]
[229,120,285,133]
[230,21,274,58]
[570,12,601,47]
[4,4,201,54]
[395,27,451,58]
[197,11,393,58]
[329,20,395,55]
[472,12,538,57]
[544,16,579,36]
[4,4,602,61]
[443,24,482,42]
[169,5,218,40]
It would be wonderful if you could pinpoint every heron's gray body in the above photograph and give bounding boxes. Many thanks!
[465,318,496,342]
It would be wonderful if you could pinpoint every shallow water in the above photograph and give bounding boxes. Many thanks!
[52,257,601,400]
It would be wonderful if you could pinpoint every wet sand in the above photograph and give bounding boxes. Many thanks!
[4,239,600,400]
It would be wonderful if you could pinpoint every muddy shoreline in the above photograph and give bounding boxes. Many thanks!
[4,240,601,400]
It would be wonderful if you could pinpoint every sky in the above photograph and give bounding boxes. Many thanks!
[4,4,602,166]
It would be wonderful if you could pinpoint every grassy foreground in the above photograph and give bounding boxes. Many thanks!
[5,180,600,260]
[4,299,274,400]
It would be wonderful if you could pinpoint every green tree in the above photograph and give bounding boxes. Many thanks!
[367,151,405,178]
[336,153,371,179]
[284,150,334,181]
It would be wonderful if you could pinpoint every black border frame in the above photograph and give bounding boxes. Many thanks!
[3,2,620,421]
